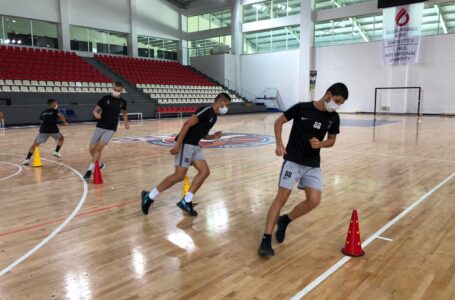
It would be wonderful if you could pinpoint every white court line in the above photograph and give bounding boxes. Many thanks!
[0,153,88,278]
[0,162,23,182]
[328,149,455,164]
[291,170,455,300]
[376,236,393,242]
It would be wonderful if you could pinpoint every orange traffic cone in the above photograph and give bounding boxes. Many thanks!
[93,160,103,184]
[32,147,43,167]
[181,176,190,198]
[341,209,365,257]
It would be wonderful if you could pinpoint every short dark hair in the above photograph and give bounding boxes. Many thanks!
[327,83,349,100]
[47,98,57,105]
[215,92,231,102]
[113,81,124,88]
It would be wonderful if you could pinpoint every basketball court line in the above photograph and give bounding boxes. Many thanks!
[0,153,88,278]
[0,162,23,182]
[290,170,455,300]
[376,236,393,242]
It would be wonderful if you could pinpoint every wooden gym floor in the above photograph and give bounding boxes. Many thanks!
[0,113,454,300]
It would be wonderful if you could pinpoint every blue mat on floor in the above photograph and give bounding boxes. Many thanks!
[340,119,400,127]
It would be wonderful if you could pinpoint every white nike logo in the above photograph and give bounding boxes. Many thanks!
[301,117,309,120]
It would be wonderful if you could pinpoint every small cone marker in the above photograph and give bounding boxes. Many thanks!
[341,209,365,257]
[93,160,103,184]
[181,176,190,197]
[32,147,43,167]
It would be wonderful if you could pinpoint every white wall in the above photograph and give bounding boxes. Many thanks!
[190,54,236,85]
[0,0,60,22]
[135,0,181,40]
[315,34,455,114]
[242,50,300,109]
[69,0,131,33]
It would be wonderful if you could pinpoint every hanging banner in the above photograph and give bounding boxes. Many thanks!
[383,3,424,65]
[310,70,317,93]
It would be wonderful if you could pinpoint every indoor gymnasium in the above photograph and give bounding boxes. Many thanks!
[1,0,455,299]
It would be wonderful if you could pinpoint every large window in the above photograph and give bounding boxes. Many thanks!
[314,2,455,47]
[70,25,128,55]
[138,36,178,60]
[315,0,374,11]
[187,9,232,33]
[243,25,300,54]
[189,35,231,57]
[0,15,58,48]
[243,0,301,24]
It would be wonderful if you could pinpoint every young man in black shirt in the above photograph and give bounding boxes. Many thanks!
[83,82,129,180]
[141,92,231,216]
[22,99,69,165]
[258,83,349,256]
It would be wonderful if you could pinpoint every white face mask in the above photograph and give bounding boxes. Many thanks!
[324,98,339,112]
[219,106,228,115]
[112,90,121,98]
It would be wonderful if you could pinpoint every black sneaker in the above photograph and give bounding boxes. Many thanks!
[276,215,289,244]
[83,170,92,180]
[141,190,154,215]
[258,239,275,257]
[176,198,198,216]
[100,163,106,170]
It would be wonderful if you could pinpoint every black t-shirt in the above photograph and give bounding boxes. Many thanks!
[96,95,127,131]
[39,108,60,134]
[283,102,340,168]
[180,106,217,146]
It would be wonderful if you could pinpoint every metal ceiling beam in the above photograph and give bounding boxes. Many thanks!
[434,4,448,34]
[333,0,369,42]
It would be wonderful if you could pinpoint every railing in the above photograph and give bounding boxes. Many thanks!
[224,79,257,101]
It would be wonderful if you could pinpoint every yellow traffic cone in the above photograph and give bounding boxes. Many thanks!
[181,176,190,197]
[32,147,43,167]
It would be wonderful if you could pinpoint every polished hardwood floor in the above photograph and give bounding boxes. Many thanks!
[0,113,454,300]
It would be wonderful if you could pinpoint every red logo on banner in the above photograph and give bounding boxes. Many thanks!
[395,8,410,27]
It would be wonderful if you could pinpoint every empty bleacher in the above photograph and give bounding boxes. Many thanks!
[0,45,111,93]
[137,84,244,104]
[95,54,244,104]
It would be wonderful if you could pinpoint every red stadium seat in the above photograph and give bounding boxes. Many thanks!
[0,46,110,83]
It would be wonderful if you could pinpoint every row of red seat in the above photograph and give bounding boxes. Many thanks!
[156,106,198,113]
[95,54,215,86]
[0,46,111,82]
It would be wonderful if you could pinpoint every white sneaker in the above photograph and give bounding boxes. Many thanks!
[22,159,30,165]
[53,151,62,158]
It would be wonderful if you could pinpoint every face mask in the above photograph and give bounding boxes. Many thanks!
[324,98,339,112]
[54,104,58,109]
[112,90,121,98]
[219,106,228,115]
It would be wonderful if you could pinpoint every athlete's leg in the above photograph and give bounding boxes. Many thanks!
[287,187,321,220]
[264,187,292,235]
[141,166,188,215]
[187,160,210,195]
[156,166,188,193]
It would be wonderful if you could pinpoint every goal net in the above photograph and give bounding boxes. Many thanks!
[374,87,422,119]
